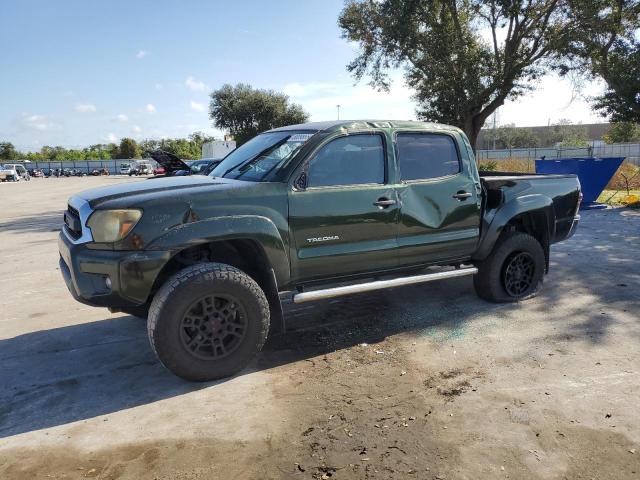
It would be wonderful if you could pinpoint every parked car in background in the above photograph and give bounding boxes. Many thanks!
[129,162,153,176]
[1,164,30,181]
[145,152,221,178]
[0,165,18,182]
[189,159,221,176]
[29,168,44,178]
[119,163,132,175]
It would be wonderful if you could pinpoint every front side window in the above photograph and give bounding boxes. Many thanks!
[307,134,385,188]
[396,133,460,181]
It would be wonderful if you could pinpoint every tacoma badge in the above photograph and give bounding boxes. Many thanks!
[306,236,340,243]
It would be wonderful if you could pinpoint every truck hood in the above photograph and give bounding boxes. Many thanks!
[76,175,223,208]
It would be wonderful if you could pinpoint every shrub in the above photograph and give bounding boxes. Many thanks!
[478,160,498,171]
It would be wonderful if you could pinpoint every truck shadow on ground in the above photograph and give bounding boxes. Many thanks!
[0,278,504,438]
[0,209,637,439]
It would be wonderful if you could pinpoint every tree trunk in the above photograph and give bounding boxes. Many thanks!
[462,117,482,155]
[467,128,480,155]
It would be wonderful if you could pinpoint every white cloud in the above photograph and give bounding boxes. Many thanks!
[20,113,62,131]
[283,75,416,122]
[154,83,163,91]
[106,133,118,143]
[132,125,142,133]
[283,82,339,98]
[185,76,207,92]
[74,103,96,113]
[136,50,148,59]
[116,114,129,122]
[190,100,206,112]
[145,103,156,113]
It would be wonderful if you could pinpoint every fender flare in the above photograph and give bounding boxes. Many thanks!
[146,215,290,285]
[473,194,555,261]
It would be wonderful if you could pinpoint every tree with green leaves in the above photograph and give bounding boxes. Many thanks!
[140,132,215,159]
[209,84,309,145]
[603,122,640,143]
[483,124,540,149]
[0,142,18,160]
[541,119,589,147]
[592,43,640,122]
[563,0,640,122]
[339,0,571,150]
[84,144,114,160]
[118,138,141,159]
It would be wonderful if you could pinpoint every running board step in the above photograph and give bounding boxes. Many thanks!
[292,266,478,304]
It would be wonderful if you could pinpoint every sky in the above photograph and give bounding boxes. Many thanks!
[0,0,606,151]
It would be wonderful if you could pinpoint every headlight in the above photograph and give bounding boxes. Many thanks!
[87,209,142,243]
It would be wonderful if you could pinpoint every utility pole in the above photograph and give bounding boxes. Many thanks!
[336,105,341,120]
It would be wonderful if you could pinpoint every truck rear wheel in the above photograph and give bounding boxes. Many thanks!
[474,232,545,303]
[147,263,270,381]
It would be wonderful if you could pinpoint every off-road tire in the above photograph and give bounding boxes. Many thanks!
[474,232,545,303]
[147,263,270,381]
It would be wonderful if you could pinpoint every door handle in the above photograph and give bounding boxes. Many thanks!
[452,191,472,200]
[374,197,397,208]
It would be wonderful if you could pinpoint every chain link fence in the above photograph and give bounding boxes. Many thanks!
[476,143,640,167]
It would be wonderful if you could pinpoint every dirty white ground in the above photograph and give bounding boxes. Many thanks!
[0,177,638,479]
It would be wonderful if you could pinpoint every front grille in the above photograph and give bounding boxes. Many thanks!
[64,204,82,239]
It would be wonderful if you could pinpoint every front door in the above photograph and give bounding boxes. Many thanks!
[394,131,481,266]
[288,132,399,282]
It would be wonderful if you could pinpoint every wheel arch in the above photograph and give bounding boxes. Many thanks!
[474,194,555,268]
[149,236,285,334]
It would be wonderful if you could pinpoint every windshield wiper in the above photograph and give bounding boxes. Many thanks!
[223,135,291,179]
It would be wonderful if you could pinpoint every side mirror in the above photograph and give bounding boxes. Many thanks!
[294,172,308,190]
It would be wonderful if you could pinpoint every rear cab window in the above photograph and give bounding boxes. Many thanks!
[395,132,461,181]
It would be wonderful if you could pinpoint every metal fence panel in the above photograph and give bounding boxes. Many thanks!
[17,159,159,175]
[476,143,640,167]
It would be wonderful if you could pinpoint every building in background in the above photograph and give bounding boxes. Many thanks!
[202,140,236,160]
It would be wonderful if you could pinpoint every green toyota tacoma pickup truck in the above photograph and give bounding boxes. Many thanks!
[59,120,581,381]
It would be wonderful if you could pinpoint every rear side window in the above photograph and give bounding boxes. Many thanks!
[396,133,460,181]
[307,134,385,187]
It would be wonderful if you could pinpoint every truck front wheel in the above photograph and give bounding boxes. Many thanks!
[147,263,270,381]
[473,232,545,303]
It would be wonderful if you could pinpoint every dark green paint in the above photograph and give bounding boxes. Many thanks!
[59,120,581,309]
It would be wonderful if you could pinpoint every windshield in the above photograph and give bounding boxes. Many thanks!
[210,131,315,182]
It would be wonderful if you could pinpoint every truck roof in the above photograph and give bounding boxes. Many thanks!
[266,120,462,134]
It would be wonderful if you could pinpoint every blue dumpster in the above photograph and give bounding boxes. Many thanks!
[535,157,625,209]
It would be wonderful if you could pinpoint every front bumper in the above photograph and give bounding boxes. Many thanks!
[58,232,171,308]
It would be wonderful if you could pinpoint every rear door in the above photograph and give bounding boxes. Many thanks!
[288,132,399,282]
[394,131,481,266]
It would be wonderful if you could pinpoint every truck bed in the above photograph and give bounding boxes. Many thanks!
[479,170,581,245]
